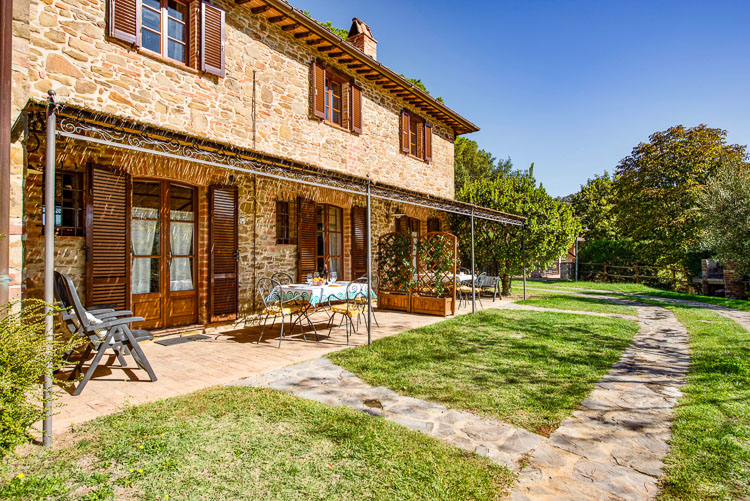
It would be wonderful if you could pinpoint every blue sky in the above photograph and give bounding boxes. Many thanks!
[292,0,750,197]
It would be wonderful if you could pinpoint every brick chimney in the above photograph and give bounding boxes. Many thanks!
[347,18,377,60]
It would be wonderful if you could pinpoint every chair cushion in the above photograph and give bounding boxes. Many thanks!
[458,286,473,293]
[332,304,366,316]
[264,305,301,316]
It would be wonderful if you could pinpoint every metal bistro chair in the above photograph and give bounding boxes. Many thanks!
[257,278,316,348]
[56,273,156,395]
[480,275,501,302]
[353,275,379,328]
[458,272,486,309]
[327,282,368,345]
[271,272,294,285]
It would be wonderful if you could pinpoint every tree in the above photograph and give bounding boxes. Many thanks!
[453,170,580,295]
[401,76,444,103]
[569,171,619,242]
[454,137,513,192]
[699,158,750,276]
[614,124,747,268]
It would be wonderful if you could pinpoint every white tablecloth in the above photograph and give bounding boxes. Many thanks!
[268,282,376,306]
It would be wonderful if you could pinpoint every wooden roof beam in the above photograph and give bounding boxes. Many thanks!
[306,38,324,45]
[294,31,313,39]
[250,4,270,13]
[338,58,355,64]
[268,14,287,23]
[317,45,335,52]
[328,51,344,57]
[282,23,301,31]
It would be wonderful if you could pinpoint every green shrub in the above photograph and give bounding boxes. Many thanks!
[0,300,78,457]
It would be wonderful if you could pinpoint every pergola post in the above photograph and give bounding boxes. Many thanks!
[470,208,475,313]
[43,89,57,446]
[366,179,372,345]
[521,223,526,301]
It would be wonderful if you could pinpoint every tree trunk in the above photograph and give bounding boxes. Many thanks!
[501,274,511,296]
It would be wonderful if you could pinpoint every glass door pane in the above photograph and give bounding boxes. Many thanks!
[132,182,161,294]
[169,185,195,291]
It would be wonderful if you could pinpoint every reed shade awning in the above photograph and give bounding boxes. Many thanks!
[28,101,525,227]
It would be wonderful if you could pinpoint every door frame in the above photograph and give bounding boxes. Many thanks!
[130,178,199,329]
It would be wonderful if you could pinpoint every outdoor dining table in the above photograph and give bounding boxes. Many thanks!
[269,282,377,306]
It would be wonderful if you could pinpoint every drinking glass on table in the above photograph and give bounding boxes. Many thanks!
[330,271,337,283]
[306,273,313,286]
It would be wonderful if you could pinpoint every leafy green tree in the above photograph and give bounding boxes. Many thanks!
[614,124,747,268]
[454,137,513,192]
[699,158,750,276]
[401,76,444,103]
[454,170,580,295]
[301,11,349,39]
[569,172,619,242]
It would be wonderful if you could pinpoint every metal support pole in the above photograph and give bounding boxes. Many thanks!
[43,89,57,446]
[366,179,372,345]
[521,224,526,300]
[575,237,579,282]
[470,209,475,313]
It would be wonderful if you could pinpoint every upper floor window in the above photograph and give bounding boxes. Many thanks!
[400,110,432,163]
[142,0,188,64]
[108,0,225,77]
[325,77,343,127]
[311,60,362,134]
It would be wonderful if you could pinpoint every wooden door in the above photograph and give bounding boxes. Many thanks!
[86,166,130,309]
[209,186,238,321]
[131,180,198,330]
[351,206,367,279]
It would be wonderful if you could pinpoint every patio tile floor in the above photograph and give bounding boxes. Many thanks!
[49,302,485,432]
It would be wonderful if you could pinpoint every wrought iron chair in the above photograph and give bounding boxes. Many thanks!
[327,282,368,345]
[56,273,156,395]
[479,275,501,301]
[458,272,485,309]
[271,272,294,285]
[257,278,315,348]
[353,275,379,328]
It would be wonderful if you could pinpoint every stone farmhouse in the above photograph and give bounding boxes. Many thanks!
[5,0,522,331]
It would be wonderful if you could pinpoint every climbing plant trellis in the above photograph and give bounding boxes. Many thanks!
[413,232,457,316]
[377,231,414,312]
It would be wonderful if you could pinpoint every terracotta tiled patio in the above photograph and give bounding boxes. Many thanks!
[50,302,487,432]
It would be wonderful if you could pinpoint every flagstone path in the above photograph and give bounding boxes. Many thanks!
[232,298,693,500]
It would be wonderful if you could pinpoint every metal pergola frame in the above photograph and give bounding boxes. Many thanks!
[29,95,527,444]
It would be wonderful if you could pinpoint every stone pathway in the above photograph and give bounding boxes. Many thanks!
[512,302,690,500]
[230,357,545,469]
[231,300,691,500]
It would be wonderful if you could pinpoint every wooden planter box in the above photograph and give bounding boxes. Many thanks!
[411,294,454,317]
[378,292,411,312]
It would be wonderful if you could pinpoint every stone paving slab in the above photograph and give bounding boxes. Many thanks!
[230,357,545,469]
[512,302,690,500]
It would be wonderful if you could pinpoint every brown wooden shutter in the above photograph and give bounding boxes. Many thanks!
[351,206,367,278]
[209,186,238,320]
[424,123,433,162]
[396,216,409,234]
[201,1,225,77]
[86,166,130,309]
[351,85,362,134]
[417,120,424,159]
[400,110,410,153]
[108,0,140,45]
[297,197,317,281]
[311,60,326,119]
[427,217,440,233]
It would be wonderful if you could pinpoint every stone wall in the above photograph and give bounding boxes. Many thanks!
[17,0,457,199]
[22,137,449,328]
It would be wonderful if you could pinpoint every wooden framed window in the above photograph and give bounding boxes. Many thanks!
[108,0,225,76]
[42,170,85,236]
[276,200,296,245]
[311,60,362,133]
[400,110,432,162]
[325,75,344,127]
[427,217,441,233]
[316,204,343,276]
[141,0,189,64]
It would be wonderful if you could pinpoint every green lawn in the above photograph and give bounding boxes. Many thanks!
[330,309,639,435]
[656,305,750,500]
[516,293,638,316]
[1,387,512,501]
[526,280,750,312]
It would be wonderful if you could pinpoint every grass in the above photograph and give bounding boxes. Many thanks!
[330,309,639,435]
[655,305,750,500]
[526,279,750,312]
[0,387,512,500]
[516,293,638,316]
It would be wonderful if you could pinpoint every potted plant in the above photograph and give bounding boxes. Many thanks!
[412,232,457,316]
[377,232,414,312]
